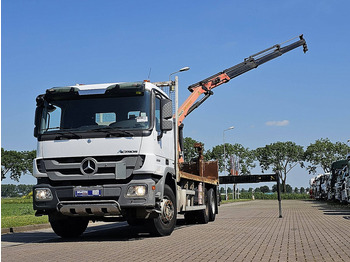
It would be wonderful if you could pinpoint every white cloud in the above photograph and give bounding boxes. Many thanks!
[265,120,290,127]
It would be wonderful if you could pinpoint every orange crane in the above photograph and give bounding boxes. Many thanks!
[178,35,307,126]
[177,35,308,162]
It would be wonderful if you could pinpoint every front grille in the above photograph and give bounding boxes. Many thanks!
[41,155,144,181]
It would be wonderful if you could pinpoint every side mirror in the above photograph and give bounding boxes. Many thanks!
[34,95,44,138]
[34,106,43,138]
[161,119,173,131]
[160,99,173,131]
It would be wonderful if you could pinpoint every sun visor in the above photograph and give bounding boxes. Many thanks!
[105,82,144,96]
[45,86,80,100]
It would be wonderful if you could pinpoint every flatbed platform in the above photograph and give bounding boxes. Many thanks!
[219,173,278,184]
[220,173,282,218]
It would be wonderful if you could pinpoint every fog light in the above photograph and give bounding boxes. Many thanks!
[35,188,53,201]
[126,185,147,197]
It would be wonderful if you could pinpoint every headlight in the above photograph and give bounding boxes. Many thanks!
[126,185,147,197]
[35,188,53,201]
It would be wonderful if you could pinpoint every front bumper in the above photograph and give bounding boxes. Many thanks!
[33,177,157,215]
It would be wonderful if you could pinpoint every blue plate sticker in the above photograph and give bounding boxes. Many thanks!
[75,189,101,197]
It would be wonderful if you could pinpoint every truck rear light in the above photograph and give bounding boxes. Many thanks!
[126,185,147,197]
[35,188,53,201]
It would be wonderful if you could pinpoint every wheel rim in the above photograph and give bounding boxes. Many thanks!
[160,197,174,224]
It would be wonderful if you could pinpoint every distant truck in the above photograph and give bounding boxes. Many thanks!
[330,160,348,202]
[312,173,329,200]
[311,158,350,204]
[32,35,307,237]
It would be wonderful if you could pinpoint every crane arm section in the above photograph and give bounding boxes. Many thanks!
[177,35,308,126]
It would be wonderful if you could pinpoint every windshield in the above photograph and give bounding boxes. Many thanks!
[39,91,151,135]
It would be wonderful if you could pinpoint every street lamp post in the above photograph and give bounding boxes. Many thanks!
[169,67,190,82]
[169,67,190,182]
[223,126,234,200]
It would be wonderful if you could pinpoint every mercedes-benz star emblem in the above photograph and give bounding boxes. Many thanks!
[80,157,98,176]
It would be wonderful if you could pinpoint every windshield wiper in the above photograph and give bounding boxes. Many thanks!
[93,127,134,137]
[55,131,82,139]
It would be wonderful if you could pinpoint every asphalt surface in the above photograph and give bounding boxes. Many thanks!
[2,200,350,262]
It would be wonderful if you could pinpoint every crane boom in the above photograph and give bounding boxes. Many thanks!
[177,35,308,126]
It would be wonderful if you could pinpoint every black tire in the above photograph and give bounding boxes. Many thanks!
[208,188,216,222]
[148,185,177,236]
[126,209,146,226]
[197,188,209,224]
[127,218,146,226]
[49,213,89,238]
[184,212,197,224]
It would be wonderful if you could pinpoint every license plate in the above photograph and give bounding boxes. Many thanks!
[74,189,102,197]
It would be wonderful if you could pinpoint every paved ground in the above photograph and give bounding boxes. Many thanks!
[2,200,350,262]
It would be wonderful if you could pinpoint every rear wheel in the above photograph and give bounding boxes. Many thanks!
[208,188,216,222]
[49,213,89,238]
[197,188,209,224]
[184,212,197,224]
[149,185,177,236]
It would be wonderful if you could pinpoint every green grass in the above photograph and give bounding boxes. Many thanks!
[1,198,48,228]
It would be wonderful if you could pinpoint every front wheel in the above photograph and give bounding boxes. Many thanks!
[148,185,177,236]
[49,213,89,238]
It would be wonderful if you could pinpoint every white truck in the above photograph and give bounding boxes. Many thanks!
[340,156,350,203]
[33,35,307,237]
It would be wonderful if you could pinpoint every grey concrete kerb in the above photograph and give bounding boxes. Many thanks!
[1,223,51,235]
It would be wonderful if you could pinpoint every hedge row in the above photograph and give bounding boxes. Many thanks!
[221,192,310,200]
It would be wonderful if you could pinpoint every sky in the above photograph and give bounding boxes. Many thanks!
[1,0,350,188]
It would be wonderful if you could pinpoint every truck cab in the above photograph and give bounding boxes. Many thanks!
[33,81,178,237]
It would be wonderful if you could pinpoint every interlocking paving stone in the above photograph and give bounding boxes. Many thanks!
[2,200,349,262]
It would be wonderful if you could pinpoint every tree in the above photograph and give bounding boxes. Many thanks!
[255,141,304,193]
[183,137,202,162]
[1,184,17,197]
[304,138,350,174]
[1,148,36,182]
[260,185,270,193]
[205,143,256,175]
[294,187,299,194]
[220,187,225,194]
[300,187,305,194]
[254,187,261,192]
[286,184,293,193]
[272,184,277,192]
[17,184,34,196]
[1,184,34,197]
